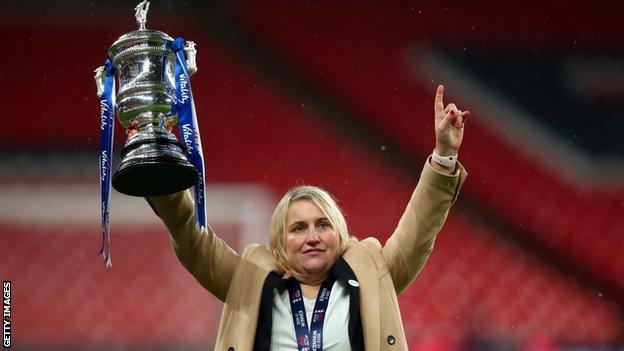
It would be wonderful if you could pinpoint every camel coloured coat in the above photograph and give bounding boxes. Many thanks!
[147,160,466,350]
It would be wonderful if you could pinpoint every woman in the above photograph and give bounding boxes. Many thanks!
[146,85,468,350]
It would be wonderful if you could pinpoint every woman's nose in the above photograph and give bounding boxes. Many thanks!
[306,230,321,243]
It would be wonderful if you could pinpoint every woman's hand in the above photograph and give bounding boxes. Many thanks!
[434,85,469,156]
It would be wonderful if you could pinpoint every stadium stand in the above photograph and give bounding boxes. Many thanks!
[1,1,622,350]
[228,0,624,298]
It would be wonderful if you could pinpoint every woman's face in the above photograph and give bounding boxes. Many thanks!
[284,200,339,280]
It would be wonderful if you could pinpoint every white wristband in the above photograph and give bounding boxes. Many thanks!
[431,149,458,169]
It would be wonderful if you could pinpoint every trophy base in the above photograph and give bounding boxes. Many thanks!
[113,160,198,197]
[112,131,199,197]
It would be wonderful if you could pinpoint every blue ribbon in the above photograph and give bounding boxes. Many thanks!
[171,38,207,231]
[288,278,335,351]
[98,59,116,267]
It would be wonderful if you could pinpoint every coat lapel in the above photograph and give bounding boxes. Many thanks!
[331,258,365,350]
[343,242,381,350]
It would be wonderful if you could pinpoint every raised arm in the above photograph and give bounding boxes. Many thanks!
[146,190,240,301]
[382,85,468,294]
[383,161,466,293]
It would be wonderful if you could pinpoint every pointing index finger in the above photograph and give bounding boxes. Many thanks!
[435,84,445,113]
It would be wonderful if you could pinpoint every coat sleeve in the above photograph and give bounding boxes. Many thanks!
[146,190,240,302]
[382,158,467,294]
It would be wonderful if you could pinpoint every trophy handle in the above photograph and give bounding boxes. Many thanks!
[184,41,198,76]
[94,66,105,98]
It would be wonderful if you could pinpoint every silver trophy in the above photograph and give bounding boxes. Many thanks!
[94,1,199,197]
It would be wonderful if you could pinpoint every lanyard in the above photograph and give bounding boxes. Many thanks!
[288,278,335,351]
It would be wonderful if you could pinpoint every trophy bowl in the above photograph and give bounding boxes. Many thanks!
[96,5,199,197]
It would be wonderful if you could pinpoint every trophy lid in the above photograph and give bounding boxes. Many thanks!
[108,1,173,64]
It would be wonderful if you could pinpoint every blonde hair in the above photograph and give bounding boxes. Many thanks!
[269,185,352,275]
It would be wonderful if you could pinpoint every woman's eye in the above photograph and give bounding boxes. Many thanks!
[317,221,331,230]
[293,225,306,233]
